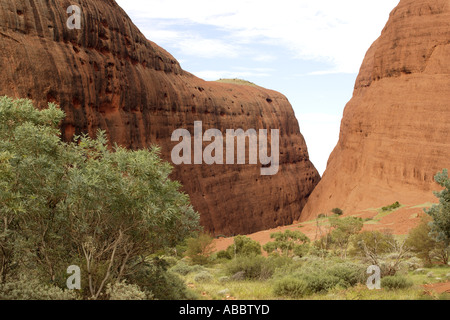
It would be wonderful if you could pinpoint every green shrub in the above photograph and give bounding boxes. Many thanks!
[273,277,309,298]
[106,281,150,300]
[381,275,413,290]
[194,271,213,283]
[381,201,401,212]
[263,230,310,257]
[216,250,232,260]
[162,256,179,268]
[325,263,366,288]
[273,259,366,294]
[0,278,78,300]
[170,261,205,276]
[186,234,215,266]
[225,236,262,258]
[225,255,266,280]
[129,260,198,300]
[331,208,344,216]
[225,255,290,280]
[301,272,341,293]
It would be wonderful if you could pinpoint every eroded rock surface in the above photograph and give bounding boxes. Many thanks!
[0,0,320,235]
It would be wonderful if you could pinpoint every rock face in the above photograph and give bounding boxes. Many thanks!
[301,0,450,221]
[0,0,320,235]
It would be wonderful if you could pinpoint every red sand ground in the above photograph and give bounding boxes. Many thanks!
[423,282,450,295]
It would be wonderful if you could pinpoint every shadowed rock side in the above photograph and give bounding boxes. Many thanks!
[301,0,450,221]
[0,0,320,235]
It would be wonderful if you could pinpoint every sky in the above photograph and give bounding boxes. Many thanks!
[115,0,400,175]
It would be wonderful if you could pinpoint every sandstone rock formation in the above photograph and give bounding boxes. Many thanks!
[301,0,450,221]
[0,0,320,235]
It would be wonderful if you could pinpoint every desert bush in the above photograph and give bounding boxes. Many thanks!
[216,250,233,260]
[161,256,179,268]
[328,216,364,258]
[0,277,78,300]
[128,259,197,300]
[406,217,449,266]
[331,208,344,216]
[350,230,395,257]
[185,234,215,266]
[225,236,262,259]
[273,277,309,298]
[325,263,366,288]
[382,201,401,212]
[225,255,266,280]
[274,259,366,295]
[219,276,230,283]
[263,230,310,257]
[302,273,341,293]
[381,275,413,290]
[194,271,213,283]
[225,255,291,280]
[231,271,246,281]
[106,281,150,300]
[170,261,204,276]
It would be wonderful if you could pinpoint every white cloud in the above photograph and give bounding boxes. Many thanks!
[116,0,399,73]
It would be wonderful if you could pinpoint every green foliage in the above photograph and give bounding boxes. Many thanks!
[216,250,233,260]
[193,271,213,283]
[350,230,395,257]
[382,201,401,212]
[273,259,366,296]
[273,277,309,298]
[425,169,450,246]
[331,208,344,216]
[225,255,267,280]
[106,281,150,300]
[328,216,364,258]
[0,96,200,299]
[128,258,197,300]
[263,230,310,257]
[381,275,413,290]
[326,263,366,288]
[186,234,214,265]
[170,261,205,276]
[0,276,78,300]
[225,235,262,259]
[225,255,291,281]
[406,218,449,265]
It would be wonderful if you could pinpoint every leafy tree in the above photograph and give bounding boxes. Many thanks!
[263,230,310,257]
[350,230,395,258]
[425,169,450,246]
[328,216,363,258]
[0,96,200,299]
[226,235,262,258]
[406,217,449,266]
[185,233,215,265]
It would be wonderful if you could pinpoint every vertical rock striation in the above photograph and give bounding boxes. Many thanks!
[0,0,320,235]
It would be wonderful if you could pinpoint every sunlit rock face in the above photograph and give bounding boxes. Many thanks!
[0,0,320,235]
[301,0,450,221]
